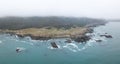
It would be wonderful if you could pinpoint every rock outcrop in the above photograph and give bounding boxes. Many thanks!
[51,42,58,48]
[73,35,91,43]
[100,35,113,38]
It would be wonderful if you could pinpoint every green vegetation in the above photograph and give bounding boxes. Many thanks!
[0,16,106,30]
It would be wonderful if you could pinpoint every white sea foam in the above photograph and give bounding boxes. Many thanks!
[21,40,27,43]
[16,47,26,52]
[0,40,2,44]
[29,43,34,45]
[92,35,106,42]
[48,45,61,49]
[20,40,35,46]
[15,35,18,38]
[63,43,81,52]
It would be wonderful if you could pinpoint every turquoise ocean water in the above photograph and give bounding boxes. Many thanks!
[0,22,120,64]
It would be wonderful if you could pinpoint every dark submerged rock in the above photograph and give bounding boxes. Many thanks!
[95,39,102,42]
[105,35,112,38]
[51,42,58,48]
[17,34,25,38]
[16,48,20,53]
[30,36,51,40]
[105,33,108,34]
[100,35,113,38]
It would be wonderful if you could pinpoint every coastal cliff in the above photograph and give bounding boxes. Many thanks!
[0,16,106,41]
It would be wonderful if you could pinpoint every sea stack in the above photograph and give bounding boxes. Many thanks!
[51,42,58,48]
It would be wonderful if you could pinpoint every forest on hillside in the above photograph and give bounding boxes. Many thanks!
[0,16,106,30]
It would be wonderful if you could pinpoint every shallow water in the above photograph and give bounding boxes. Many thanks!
[0,22,120,64]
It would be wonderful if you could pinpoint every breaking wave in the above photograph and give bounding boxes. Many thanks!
[48,45,61,49]
[47,31,107,52]
[0,29,107,53]
[63,43,80,52]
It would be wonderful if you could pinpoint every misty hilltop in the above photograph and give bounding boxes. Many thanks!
[0,16,106,30]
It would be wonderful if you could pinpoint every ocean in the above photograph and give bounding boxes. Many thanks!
[0,22,120,64]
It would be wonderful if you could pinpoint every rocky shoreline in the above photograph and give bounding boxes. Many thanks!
[0,27,94,46]
[0,22,113,49]
[0,22,107,45]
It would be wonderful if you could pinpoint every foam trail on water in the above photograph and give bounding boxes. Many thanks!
[63,43,81,52]
[20,40,35,46]
[87,39,96,46]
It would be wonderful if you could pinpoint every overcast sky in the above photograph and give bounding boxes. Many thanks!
[0,0,119,19]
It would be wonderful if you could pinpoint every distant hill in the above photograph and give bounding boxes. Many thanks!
[0,16,106,30]
[108,20,120,22]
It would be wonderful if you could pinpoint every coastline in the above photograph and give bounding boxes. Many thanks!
[0,17,107,42]
[0,20,106,42]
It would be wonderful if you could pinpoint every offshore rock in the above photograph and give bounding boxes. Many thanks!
[100,34,113,38]
[95,39,102,42]
[51,42,58,48]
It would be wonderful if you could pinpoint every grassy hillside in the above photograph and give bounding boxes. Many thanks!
[0,27,88,38]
